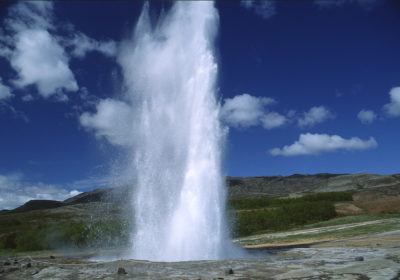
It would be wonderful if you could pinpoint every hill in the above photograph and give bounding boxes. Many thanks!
[2,173,400,214]
[227,173,400,197]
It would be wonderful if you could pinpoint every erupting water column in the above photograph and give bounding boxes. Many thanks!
[120,2,231,261]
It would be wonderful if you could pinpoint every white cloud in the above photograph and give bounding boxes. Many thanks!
[269,133,377,156]
[298,106,334,127]
[0,77,13,100]
[220,93,275,128]
[383,87,400,117]
[241,1,276,19]
[261,112,287,129]
[357,109,377,124]
[80,98,132,146]
[1,1,118,101]
[0,173,81,210]
[67,32,117,58]
[11,29,78,97]
[4,2,54,33]
[2,2,78,99]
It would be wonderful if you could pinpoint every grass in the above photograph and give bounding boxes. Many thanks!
[238,217,400,246]
[230,192,352,237]
[247,214,400,236]
[0,203,129,252]
[0,220,130,252]
[302,213,400,228]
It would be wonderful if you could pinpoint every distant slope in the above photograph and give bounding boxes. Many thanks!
[227,173,343,197]
[2,173,400,213]
[1,200,66,214]
[227,173,400,198]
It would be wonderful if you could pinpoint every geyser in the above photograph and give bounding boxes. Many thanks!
[119,2,234,261]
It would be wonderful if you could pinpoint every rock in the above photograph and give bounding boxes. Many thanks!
[225,268,234,275]
[355,256,364,261]
[29,268,39,275]
[117,267,127,274]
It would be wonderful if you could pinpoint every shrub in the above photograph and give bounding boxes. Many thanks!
[0,220,129,252]
[233,200,337,237]
[301,192,353,202]
[16,229,46,251]
[1,233,17,249]
[228,191,352,211]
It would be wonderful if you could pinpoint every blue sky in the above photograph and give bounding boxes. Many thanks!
[0,1,399,209]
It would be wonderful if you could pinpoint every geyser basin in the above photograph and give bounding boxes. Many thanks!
[119,1,239,261]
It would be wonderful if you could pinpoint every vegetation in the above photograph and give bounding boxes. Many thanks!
[233,201,336,236]
[228,191,353,210]
[0,203,130,252]
[229,192,353,237]
[0,220,129,252]
[302,212,400,229]
[2,190,396,252]
[238,217,400,246]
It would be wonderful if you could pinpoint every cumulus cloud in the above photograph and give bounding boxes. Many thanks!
[0,1,118,101]
[2,2,78,99]
[357,109,377,124]
[261,112,287,129]
[0,78,13,100]
[383,87,400,117]
[297,106,334,127]
[4,2,54,33]
[0,173,81,210]
[220,93,278,128]
[241,1,276,19]
[80,98,132,146]
[11,29,78,98]
[269,133,377,156]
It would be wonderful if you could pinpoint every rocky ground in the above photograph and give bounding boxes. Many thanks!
[1,228,399,280]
